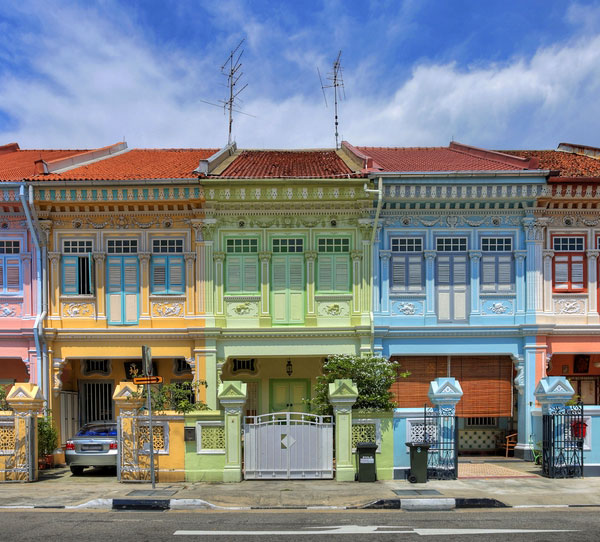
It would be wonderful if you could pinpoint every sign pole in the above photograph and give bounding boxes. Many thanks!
[142,346,156,489]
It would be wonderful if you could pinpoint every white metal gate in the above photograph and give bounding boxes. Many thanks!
[243,412,333,480]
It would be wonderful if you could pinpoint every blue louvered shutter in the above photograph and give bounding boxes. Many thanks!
[62,255,79,295]
[168,256,184,293]
[152,256,167,293]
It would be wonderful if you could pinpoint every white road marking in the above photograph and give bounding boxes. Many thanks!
[174,524,577,536]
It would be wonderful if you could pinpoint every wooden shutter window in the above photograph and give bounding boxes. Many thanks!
[318,254,333,291]
[152,256,167,290]
[226,255,242,292]
[168,256,184,293]
[407,255,422,291]
[334,255,349,291]
[62,255,79,295]
[391,259,406,289]
[242,257,258,292]
[0,264,3,290]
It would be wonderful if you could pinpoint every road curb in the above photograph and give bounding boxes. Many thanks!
[362,498,508,510]
[112,498,170,511]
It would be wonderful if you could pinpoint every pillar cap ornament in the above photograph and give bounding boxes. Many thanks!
[6,383,44,412]
[587,249,600,260]
[304,250,317,262]
[328,378,358,411]
[217,380,247,409]
[379,250,392,262]
[428,377,463,407]
[534,376,575,413]
[92,251,106,262]
[424,250,437,261]
[468,250,482,261]
[112,381,144,410]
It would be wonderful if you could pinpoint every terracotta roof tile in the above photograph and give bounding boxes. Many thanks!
[501,150,600,178]
[217,150,357,178]
[354,144,527,172]
[0,148,89,181]
[35,148,219,181]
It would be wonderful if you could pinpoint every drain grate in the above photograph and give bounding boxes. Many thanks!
[393,489,442,496]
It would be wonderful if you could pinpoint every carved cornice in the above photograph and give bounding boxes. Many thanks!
[468,250,482,261]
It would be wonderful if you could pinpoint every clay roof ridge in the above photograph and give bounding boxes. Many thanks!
[448,141,533,169]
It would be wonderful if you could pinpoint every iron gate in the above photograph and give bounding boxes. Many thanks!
[0,413,35,481]
[542,402,584,478]
[243,412,333,479]
[424,405,458,480]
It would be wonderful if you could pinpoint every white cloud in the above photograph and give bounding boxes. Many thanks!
[1,1,600,150]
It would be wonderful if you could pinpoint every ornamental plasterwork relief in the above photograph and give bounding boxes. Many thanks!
[481,300,514,315]
[227,301,259,317]
[392,300,424,316]
[68,216,166,230]
[63,302,95,318]
[0,303,19,317]
[383,214,517,228]
[555,298,586,315]
[152,302,184,317]
[317,302,350,317]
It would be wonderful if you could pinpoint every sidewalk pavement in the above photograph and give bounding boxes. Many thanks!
[1,459,600,511]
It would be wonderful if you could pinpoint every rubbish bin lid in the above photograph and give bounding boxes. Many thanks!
[356,441,378,450]
[405,442,431,448]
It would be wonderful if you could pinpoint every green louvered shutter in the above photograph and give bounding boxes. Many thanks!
[271,255,288,323]
[288,255,305,323]
[226,255,242,293]
[317,254,333,292]
[243,256,259,292]
[333,254,349,292]
[62,255,79,295]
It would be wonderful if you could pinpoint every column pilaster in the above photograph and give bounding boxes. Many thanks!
[258,251,272,327]
[138,252,151,319]
[468,250,482,317]
[424,250,437,324]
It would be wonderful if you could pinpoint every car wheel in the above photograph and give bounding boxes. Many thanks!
[70,466,85,476]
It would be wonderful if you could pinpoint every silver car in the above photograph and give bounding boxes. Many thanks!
[65,422,118,475]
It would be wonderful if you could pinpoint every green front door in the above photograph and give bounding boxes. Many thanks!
[270,379,310,412]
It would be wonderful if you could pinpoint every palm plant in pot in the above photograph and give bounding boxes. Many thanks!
[38,414,58,469]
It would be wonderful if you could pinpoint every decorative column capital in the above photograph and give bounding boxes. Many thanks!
[213,251,226,263]
[468,250,482,262]
[217,380,247,413]
[514,250,527,262]
[258,251,272,262]
[48,251,61,264]
[542,249,554,261]
[522,217,549,241]
[184,252,196,262]
[304,250,317,262]
[587,249,600,260]
[424,250,437,261]
[379,250,392,262]
[327,378,358,413]
[92,251,106,263]
[191,219,216,241]
[350,250,363,262]
[20,252,32,263]
[138,252,151,263]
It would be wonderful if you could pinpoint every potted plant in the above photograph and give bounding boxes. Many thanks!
[38,415,58,469]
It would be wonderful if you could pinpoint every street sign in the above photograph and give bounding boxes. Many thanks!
[133,376,163,385]
[142,345,153,376]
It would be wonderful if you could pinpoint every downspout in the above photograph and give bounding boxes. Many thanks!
[19,185,47,406]
[364,177,383,354]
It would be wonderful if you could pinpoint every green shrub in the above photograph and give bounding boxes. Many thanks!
[308,354,409,415]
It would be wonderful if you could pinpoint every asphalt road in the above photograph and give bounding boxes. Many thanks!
[1,509,599,541]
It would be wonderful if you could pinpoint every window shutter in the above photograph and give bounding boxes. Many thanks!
[6,259,20,292]
[62,255,79,295]
[152,256,167,292]
[571,255,584,289]
[242,256,259,292]
[391,259,406,289]
[226,255,242,293]
[554,256,569,289]
[123,257,139,324]
[334,255,350,292]
[288,255,304,323]
[107,257,123,323]
[497,256,513,291]
[453,257,467,285]
[168,256,184,293]
[437,259,450,285]
[0,263,3,290]
[318,255,333,291]
[407,255,422,291]
[271,256,288,323]
[88,253,95,295]
[481,255,496,292]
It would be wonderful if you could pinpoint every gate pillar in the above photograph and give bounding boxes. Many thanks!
[534,376,574,414]
[328,379,358,482]
[218,381,247,482]
[6,383,44,482]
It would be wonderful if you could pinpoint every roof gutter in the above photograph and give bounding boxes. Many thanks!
[364,177,383,355]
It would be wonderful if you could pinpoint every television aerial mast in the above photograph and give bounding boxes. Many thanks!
[198,39,254,145]
[318,50,346,149]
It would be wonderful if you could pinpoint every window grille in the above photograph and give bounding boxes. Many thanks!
[107,239,138,253]
[391,238,422,252]
[0,240,20,254]
[318,238,350,252]
[553,236,584,252]
[226,238,258,253]
[272,238,303,253]
[465,417,497,427]
[481,237,512,252]
[152,239,183,253]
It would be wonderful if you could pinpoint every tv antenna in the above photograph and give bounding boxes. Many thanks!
[197,39,254,145]
[318,50,346,149]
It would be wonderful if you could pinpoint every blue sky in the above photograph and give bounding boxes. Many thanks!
[1,0,599,150]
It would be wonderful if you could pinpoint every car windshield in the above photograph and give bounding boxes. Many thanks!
[76,424,117,437]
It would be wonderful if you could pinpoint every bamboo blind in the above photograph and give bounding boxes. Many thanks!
[391,356,513,417]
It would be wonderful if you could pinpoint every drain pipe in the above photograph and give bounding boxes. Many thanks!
[19,185,47,406]
[363,177,383,354]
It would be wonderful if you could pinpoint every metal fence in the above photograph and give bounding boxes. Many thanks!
[424,405,458,480]
[542,402,584,479]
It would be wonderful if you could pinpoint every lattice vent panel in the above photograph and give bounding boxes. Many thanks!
[352,423,376,449]
[139,425,166,451]
[0,425,16,451]
[201,425,225,450]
